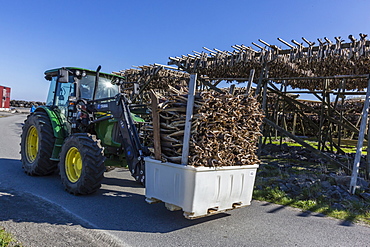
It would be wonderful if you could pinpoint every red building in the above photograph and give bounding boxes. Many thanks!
[0,85,11,108]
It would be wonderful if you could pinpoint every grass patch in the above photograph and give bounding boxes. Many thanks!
[253,187,370,225]
[263,137,367,155]
[0,228,20,247]
[254,177,370,225]
[258,139,370,225]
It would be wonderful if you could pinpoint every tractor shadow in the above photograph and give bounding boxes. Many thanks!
[0,158,362,234]
[1,157,362,234]
[92,173,231,233]
[0,158,229,233]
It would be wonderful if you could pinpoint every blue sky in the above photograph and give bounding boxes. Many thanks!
[1,0,370,101]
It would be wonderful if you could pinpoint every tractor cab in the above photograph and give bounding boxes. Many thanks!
[44,67,123,114]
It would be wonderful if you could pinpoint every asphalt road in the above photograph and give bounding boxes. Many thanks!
[1,114,370,247]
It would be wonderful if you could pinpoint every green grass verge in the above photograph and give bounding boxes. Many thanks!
[253,186,370,225]
[263,138,367,155]
[0,228,20,247]
[258,138,370,224]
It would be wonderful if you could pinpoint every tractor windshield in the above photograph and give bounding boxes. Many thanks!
[96,75,120,99]
[79,74,119,100]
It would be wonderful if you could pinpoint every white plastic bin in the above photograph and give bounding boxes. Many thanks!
[145,157,259,219]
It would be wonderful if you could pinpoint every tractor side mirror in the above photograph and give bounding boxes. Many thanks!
[44,74,52,81]
[58,69,69,83]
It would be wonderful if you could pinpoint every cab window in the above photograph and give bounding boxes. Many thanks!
[79,75,95,100]
[46,77,57,106]
[55,80,75,116]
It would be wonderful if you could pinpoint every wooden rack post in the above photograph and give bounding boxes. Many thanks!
[245,69,255,95]
[181,73,197,165]
[367,119,370,180]
[150,90,161,160]
[350,75,370,194]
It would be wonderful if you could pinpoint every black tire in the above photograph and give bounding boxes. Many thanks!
[20,111,57,175]
[59,133,106,195]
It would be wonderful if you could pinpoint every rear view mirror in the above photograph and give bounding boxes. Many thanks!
[58,69,69,83]
[44,74,52,81]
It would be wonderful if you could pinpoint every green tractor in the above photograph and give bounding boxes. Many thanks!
[20,66,148,195]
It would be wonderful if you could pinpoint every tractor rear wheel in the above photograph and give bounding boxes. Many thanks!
[59,133,106,195]
[20,111,57,175]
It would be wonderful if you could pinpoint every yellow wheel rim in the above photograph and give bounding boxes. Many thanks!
[26,126,39,163]
[65,147,83,183]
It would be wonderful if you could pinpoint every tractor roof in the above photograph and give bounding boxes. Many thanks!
[44,67,125,79]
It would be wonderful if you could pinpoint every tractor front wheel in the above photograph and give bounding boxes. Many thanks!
[20,111,57,175]
[59,133,106,195]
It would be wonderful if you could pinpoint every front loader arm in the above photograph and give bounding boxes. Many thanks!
[115,95,145,182]
[90,94,146,183]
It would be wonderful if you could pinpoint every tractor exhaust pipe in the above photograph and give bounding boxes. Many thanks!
[93,65,102,100]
